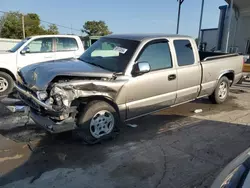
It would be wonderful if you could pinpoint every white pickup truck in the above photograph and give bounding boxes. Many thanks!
[0,35,84,96]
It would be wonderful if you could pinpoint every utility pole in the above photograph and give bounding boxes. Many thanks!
[21,14,25,39]
[198,0,205,47]
[176,0,184,34]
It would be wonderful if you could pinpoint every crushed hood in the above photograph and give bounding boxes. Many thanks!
[19,59,114,90]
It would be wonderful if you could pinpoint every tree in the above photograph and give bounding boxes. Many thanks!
[82,20,112,36]
[0,12,23,39]
[24,13,46,36]
[0,12,59,39]
[46,24,59,34]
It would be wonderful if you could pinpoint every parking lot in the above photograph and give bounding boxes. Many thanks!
[0,82,249,188]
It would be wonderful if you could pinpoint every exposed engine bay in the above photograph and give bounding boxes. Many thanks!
[16,74,126,126]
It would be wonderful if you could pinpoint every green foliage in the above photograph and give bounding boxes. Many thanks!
[46,24,59,35]
[0,11,59,39]
[0,12,22,39]
[82,20,112,36]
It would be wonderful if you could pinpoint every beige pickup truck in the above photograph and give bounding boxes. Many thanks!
[15,34,243,143]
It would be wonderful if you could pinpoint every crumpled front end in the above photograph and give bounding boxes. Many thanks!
[16,77,126,133]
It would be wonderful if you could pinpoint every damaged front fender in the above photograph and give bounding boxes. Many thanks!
[49,79,127,111]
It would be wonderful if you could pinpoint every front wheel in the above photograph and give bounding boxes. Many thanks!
[0,72,14,97]
[75,100,120,144]
[209,76,229,104]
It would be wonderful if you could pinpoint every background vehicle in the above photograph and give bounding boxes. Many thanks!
[16,34,244,144]
[211,147,250,188]
[237,61,250,84]
[0,35,84,96]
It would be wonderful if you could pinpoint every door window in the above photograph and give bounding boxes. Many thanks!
[56,37,78,51]
[137,41,172,71]
[174,40,195,66]
[26,38,53,53]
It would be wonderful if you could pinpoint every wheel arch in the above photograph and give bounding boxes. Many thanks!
[218,70,234,86]
[0,68,16,81]
[72,96,121,118]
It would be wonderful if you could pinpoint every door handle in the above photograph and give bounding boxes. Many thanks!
[168,74,176,81]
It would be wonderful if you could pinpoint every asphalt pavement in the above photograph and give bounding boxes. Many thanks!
[0,82,250,188]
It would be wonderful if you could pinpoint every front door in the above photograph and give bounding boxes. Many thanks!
[17,37,55,69]
[173,39,201,104]
[125,39,177,119]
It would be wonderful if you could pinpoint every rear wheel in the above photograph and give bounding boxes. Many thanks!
[0,72,14,96]
[75,100,120,144]
[209,76,229,104]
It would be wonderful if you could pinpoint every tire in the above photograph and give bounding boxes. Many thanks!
[0,72,14,97]
[209,76,230,104]
[75,100,120,144]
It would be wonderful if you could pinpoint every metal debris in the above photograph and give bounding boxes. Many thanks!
[194,109,203,114]
[127,124,138,128]
[6,105,26,113]
[57,153,67,161]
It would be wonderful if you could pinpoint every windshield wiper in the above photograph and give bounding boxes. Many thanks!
[78,58,109,71]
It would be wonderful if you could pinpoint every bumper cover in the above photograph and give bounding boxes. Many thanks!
[16,83,76,133]
[30,110,76,133]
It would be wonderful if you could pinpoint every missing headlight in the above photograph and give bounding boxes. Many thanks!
[36,91,48,101]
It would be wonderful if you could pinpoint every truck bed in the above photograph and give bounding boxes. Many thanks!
[199,51,238,61]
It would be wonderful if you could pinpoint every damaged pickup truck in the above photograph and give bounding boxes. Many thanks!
[15,34,244,143]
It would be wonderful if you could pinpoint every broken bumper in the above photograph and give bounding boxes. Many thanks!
[15,83,76,133]
[30,110,76,133]
[14,83,56,112]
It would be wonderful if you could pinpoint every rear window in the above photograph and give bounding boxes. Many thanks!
[174,40,195,66]
[56,37,78,51]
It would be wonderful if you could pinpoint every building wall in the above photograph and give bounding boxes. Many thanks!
[233,15,250,53]
[218,5,250,54]
[201,29,218,51]
[219,6,238,52]
[0,38,21,51]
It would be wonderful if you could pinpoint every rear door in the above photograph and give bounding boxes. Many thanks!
[17,37,55,69]
[173,39,202,104]
[54,37,79,60]
[125,39,177,119]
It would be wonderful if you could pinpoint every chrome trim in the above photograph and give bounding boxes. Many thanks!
[14,83,55,111]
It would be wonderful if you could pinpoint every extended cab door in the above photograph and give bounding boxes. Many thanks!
[54,37,79,60]
[125,39,177,119]
[17,37,55,69]
[173,39,202,104]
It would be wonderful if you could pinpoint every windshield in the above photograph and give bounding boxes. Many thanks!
[9,38,30,52]
[79,38,139,72]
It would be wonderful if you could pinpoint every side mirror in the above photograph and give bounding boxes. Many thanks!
[20,47,30,54]
[132,61,151,76]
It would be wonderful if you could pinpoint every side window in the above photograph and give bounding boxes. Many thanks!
[27,38,53,53]
[56,38,78,51]
[137,41,172,71]
[174,40,195,66]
